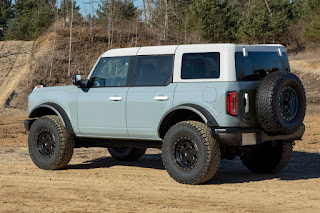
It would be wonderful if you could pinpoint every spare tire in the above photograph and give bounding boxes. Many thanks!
[256,71,306,135]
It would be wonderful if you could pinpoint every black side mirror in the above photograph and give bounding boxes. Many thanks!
[72,74,82,87]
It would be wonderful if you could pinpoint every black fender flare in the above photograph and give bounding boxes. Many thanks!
[29,102,75,135]
[157,104,219,137]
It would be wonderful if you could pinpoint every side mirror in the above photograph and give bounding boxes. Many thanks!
[72,74,82,87]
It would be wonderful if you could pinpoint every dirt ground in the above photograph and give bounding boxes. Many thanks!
[0,109,319,212]
[0,50,320,212]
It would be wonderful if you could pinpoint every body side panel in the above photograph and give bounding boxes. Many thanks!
[28,86,80,135]
[126,83,176,140]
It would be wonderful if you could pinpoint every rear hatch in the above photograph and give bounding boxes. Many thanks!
[235,51,290,128]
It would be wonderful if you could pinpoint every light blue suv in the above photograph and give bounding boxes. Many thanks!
[25,44,306,184]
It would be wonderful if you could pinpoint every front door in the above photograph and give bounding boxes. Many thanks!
[78,56,131,137]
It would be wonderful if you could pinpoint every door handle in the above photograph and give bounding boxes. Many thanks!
[109,96,122,101]
[244,93,249,113]
[154,96,169,101]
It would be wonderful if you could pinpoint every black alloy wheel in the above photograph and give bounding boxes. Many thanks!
[174,137,198,170]
[37,130,56,158]
[28,115,75,170]
[162,121,221,185]
[278,86,298,121]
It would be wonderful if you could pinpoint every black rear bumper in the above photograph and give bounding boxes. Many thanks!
[212,124,305,146]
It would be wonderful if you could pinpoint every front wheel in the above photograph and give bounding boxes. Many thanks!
[28,115,75,170]
[240,141,293,174]
[162,121,221,185]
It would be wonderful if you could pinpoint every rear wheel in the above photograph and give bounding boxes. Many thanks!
[108,147,146,161]
[240,141,293,174]
[162,121,220,185]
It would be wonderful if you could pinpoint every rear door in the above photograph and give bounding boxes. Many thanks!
[126,54,176,140]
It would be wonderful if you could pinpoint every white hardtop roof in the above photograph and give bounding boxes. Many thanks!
[101,43,286,57]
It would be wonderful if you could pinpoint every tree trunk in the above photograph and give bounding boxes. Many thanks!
[264,0,272,16]
[142,0,148,26]
[50,14,58,79]
[163,0,168,41]
[68,0,74,76]
[108,0,114,50]
[146,0,153,28]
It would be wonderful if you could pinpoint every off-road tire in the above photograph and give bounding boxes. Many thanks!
[28,115,75,170]
[162,121,221,185]
[108,148,146,161]
[256,71,306,135]
[240,141,293,174]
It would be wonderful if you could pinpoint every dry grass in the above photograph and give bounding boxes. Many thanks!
[288,49,320,61]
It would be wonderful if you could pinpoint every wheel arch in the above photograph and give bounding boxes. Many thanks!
[29,103,75,135]
[158,104,219,139]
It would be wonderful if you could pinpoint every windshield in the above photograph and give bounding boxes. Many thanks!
[235,52,290,81]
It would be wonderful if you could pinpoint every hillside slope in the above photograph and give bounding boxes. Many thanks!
[0,41,34,107]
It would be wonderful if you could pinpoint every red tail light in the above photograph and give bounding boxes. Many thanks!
[227,92,238,116]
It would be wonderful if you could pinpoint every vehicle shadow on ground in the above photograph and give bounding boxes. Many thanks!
[66,151,320,184]
[65,153,165,170]
[209,151,320,184]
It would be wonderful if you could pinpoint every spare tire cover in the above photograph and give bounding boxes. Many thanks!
[256,71,306,135]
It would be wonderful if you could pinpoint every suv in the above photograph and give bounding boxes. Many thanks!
[25,44,306,185]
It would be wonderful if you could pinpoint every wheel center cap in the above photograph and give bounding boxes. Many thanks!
[185,149,193,158]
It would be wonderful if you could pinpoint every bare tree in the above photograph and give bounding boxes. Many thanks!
[135,15,138,46]
[142,0,148,26]
[47,0,58,79]
[264,0,272,16]
[50,15,58,79]
[108,0,114,50]
[146,0,153,28]
[68,0,74,76]
[84,0,99,42]
[163,0,168,41]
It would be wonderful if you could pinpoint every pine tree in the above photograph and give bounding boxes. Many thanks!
[0,0,14,39]
[188,0,239,43]
[238,0,292,44]
[0,0,14,26]
[302,0,320,44]
[4,0,57,40]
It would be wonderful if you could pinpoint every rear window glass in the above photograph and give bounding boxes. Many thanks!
[236,52,290,81]
[181,52,220,79]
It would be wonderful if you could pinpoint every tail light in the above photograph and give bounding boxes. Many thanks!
[227,92,238,116]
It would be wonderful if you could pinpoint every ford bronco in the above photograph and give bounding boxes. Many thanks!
[25,44,306,184]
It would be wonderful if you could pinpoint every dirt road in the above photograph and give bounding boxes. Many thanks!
[0,111,319,213]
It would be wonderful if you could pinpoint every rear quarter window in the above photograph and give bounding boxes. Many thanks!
[181,52,220,79]
[236,52,290,81]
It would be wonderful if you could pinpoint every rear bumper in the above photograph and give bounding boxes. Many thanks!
[24,119,36,131]
[212,124,305,146]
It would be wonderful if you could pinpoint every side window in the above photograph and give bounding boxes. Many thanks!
[135,55,173,86]
[90,57,130,87]
[181,52,220,79]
